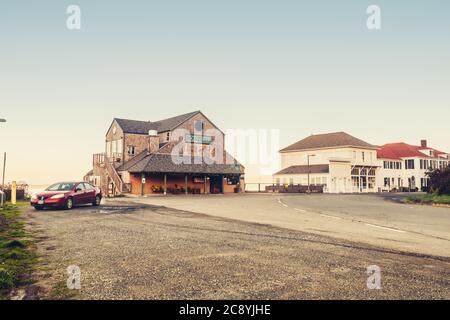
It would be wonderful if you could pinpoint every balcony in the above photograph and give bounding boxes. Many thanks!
[93,153,123,166]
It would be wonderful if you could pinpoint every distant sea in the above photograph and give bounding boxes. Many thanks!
[28,185,48,195]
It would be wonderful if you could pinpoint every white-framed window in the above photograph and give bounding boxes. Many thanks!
[106,141,112,157]
[127,145,136,156]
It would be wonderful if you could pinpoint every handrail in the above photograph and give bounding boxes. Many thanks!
[105,160,124,193]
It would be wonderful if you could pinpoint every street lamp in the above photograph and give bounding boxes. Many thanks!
[307,154,316,194]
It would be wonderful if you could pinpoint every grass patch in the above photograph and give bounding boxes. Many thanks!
[403,194,450,205]
[0,202,37,298]
[50,280,78,300]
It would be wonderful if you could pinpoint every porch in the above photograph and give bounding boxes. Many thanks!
[129,172,243,196]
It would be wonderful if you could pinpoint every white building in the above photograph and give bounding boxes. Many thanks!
[274,132,379,193]
[274,133,450,193]
[377,140,450,192]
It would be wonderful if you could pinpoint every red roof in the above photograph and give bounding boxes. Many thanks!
[377,143,448,160]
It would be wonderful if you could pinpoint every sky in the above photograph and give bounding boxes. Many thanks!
[0,0,449,185]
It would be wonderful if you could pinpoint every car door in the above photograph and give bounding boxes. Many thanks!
[83,183,96,204]
[73,183,86,205]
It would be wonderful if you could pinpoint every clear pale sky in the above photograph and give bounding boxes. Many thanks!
[0,1,449,185]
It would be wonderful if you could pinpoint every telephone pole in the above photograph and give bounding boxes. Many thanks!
[0,119,6,206]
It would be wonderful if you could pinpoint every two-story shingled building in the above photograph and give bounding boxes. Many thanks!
[86,111,245,196]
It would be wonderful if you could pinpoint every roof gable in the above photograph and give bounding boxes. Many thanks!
[114,111,201,135]
[280,132,376,152]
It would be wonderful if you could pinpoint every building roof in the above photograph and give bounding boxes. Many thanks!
[377,143,448,160]
[274,164,329,175]
[280,132,376,152]
[126,153,244,175]
[114,111,200,134]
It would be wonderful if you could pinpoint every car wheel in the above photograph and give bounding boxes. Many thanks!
[93,195,101,206]
[66,197,74,210]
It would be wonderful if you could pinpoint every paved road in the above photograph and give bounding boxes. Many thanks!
[122,193,450,258]
[25,201,450,299]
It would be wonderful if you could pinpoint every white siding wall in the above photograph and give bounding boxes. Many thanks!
[280,147,378,169]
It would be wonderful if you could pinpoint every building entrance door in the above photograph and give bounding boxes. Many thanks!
[209,175,223,194]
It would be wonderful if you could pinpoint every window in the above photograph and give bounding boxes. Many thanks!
[383,161,387,169]
[127,145,136,156]
[384,178,389,187]
[362,152,365,162]
[166,132,170,141]
[275,178,280,185]
[289,178,294,185]
[194,121,204,132]
[405,159,415,170]
[75,183,85,191]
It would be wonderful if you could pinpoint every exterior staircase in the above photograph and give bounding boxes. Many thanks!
[105,160,131,195]
[93,153,131,196]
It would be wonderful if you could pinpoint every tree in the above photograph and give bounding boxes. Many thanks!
[426,167,450,195]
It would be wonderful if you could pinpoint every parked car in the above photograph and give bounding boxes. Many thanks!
[30,182,102,210]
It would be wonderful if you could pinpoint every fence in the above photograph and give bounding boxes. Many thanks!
[0,189,26,201]
[245,183,324,193]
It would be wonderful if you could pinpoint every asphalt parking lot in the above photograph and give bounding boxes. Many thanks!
[126,193,450,258]
[25,198,450,299]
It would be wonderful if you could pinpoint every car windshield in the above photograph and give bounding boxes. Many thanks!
[45,183,75,191]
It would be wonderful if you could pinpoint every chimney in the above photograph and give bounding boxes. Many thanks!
[420,139,427,148]
[148,130,159,153]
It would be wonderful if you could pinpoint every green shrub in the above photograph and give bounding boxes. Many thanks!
[427,167,450,195]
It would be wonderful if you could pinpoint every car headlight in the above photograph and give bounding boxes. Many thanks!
[31,194,37,201]
[50,194,65,199]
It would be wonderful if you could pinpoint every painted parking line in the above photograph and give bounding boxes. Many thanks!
[364,223,406,233]
[294,208,307,213]
[278,199,289,207]
[319,213,342,220]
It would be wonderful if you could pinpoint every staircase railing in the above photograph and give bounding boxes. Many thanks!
[105,160,124,194]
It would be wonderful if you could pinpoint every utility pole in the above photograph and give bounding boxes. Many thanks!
[307,154,316,194]
[0,119,6,206]
[0,153,6,206]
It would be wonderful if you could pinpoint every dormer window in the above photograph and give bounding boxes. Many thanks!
[112,126,116,134]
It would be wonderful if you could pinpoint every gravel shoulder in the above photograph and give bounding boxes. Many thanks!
[25,201,450,299]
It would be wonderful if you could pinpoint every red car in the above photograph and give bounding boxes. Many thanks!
[31,182,102,210]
